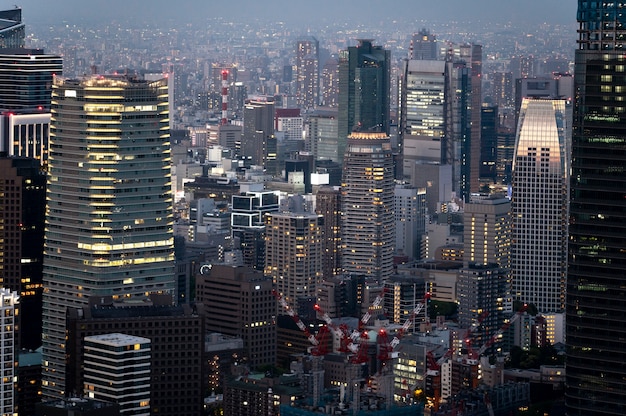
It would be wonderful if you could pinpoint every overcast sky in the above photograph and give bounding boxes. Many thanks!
[8,0,576,27]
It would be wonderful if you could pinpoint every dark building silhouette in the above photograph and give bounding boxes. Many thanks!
[480,106,498,186]
[566,2,626,415]
[35,398,120,416]
[65,295,205,416]
[338,39,390,160]
[315,186,342,280]
[0,157,46,350]
[242,97,277,175]
[196,264,276,369]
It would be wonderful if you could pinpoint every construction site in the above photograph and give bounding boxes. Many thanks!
[270,291,531,416]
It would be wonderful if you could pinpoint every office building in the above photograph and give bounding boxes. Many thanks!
[0,288,18,416]
[0,49,62,111]
[231,190,279,271]
[242,97,277,174]
[383,275,427,326]
[409,29,438,60]
[394,184,426,261]
[196,264,276,368]
[463,194,511,269]
[42,76,176,399]
[66,295,204,416]
[511,98,568,313]
[341,132,394,280]
[0,48,62,167]
[306,109,339,162]
[338,39,390,160]
[83,334,151,416]
[0,157,46,351]
[265,199,323,304]
[315,186,342,280]
[0,8,24,49]
[295,37,319,110]
[566,2,626,414]
[399,59,447,180]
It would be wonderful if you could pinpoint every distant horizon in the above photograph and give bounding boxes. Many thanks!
[7,0,576,27]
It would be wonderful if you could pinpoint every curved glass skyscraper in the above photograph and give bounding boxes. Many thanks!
[566,2,626,414]
[42,76,175,399]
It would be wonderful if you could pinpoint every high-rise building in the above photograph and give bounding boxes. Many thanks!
[491,72,514,109]
[196,264,276,368]
[265,199,323,304]
[83,333,151,416]
[480,106,498,186]
[66,295,204,416]
[394,184,426,261]
[341,132,395,280]
[231,190,279,271]
[0,157,46,351]
[307,109,339,162]
[463,194,511,269]
[0,288,18,416]
[512,98,568,313]
[399,59,447,180]
[0,8,24,49]
[457,264,509,352]
[295,37,319,110]
[242,97,277,175]
[0,48,62,167]
[409,29,438,60]
[566,2,626,414]
[0,49,62,111]
[338,39,390,161]
[315,186,342,280]
[42,76,176,399]
[320,57,339,107]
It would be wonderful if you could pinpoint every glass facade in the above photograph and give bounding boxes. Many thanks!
[566,2,626,414]
[338,39,390,161]
[42,76,175,399]
[512,98,568,313]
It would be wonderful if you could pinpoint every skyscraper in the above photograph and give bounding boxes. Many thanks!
[0,7,24,49]
[242,97,277,175]
[42,76,175,399]
[295,37,319,110]
[338,39,390,160]
[409,29,438,60]
[341,132,395,280]
[512,98,568,313]
[566,2,626,414]
[0,49,62,111]
[0,48,62,167]
[315,186,342,280]
[0,157,46,351]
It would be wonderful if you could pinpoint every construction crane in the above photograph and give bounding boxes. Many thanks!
[425,309,487,411]
[477,304,528,356]
[273,290,329,356]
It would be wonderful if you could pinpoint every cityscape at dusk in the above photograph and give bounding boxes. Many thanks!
[0,1,623,416]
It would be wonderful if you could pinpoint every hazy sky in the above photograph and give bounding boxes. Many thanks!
[9,0,577,27]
